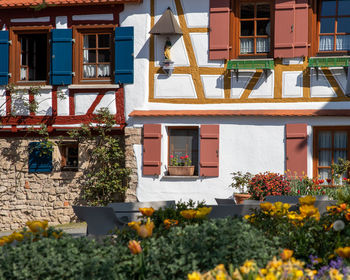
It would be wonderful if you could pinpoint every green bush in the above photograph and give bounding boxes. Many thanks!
[0,219,279,280]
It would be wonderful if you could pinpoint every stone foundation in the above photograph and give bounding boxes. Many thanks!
[0,137,95,231]
[124,127,142,202]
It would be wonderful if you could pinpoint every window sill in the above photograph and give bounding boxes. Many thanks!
[12,85,53,90]
[68,84,120,89]
[161,175,199,180]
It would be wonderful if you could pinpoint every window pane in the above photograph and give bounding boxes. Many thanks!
[98,65,110,77]
[83,35,96,48]
[241,21,254,36]
[337,17,350,33]
[320,18,335,33]
[256,4,270,18]
[86,50,96,63]
[319,131,332,148]
[338,0,350,16]
[98,50,110,62]
[256,38,270,53]
[83,65,96,78]
[318,168,331,180]
[240,4,254,18]
[319,150,332,166]
[335,150,347,163]
[336,35,350,50]
[334,131,347,148]
[320,0,336,16]
[240,38,254,54]
[319,36,334,51]
[98,34,110,48]
[257,20,270,35]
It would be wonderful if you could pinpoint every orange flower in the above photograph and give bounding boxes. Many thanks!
[260,202,273,212]
[345,212,350,221]
[180,210,197,219]
[164,219,178,229]
[280,249,293,261]
[128,240,142,255]
[139,207,155,217]
[26,220,48,233]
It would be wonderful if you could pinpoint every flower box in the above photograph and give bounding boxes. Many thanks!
[168,166,195,176]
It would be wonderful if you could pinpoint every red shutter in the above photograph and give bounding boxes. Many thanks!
[285,123,308,176]
[274,0,309,58]
[143,124,161,176]
[200,125,219,177]
[209,0,230,60]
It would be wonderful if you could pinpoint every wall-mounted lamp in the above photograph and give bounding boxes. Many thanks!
[149,7,183,76]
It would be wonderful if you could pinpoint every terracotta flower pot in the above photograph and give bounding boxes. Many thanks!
[234,193,251,204]
[168,166,195,176]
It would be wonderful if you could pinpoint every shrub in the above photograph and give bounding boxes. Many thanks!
[248,172,291,200]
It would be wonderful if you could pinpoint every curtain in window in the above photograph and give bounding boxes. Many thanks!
[240,39,253,54]
[336,35,350,51]
[319,36,334,51]
[20,67,27,80]
[318,131,331,167]
[97,65,110,77]
[256,38,270,53]
[334,131,347,163]
[83,65,95,78]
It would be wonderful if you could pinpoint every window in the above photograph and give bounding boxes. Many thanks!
[76,29,113,82]
[13,30,49,83]
[59,143,78,171]
[28,142,52,173]
[318,0,350,52]
[314,127,349,182]
[238,1,271,55]
[168,128,199,174]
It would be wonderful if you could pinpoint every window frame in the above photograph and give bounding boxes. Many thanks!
[10,26,51,85]
[232,0,274,58]
[313,126,350,182]
[167,126,199,175]
[316,0,350,55]
[59,142,79,172]
[73,25,115,84]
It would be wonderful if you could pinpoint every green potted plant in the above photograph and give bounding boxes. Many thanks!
[229,171,252,204]
[168,154,195,176]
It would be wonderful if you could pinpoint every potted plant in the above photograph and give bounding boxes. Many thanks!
[230,171,252,204]
[168,154,195,176]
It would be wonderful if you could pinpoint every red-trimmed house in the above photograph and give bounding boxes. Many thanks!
[0,0,138,230]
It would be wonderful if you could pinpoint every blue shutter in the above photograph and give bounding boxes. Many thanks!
[115,27,134,84]
[28,142,53,173]
[0,30,9,85]
[50,29,72,85]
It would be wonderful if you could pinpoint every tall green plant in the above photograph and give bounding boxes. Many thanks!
[68,108,130,206]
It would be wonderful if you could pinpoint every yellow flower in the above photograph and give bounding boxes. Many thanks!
[0,238,8,246]
[265,273,277,280]
[26,220,48,233]
[139,207,155,217]
[52,232,63,239]
[335,246,350,258]
[195,207,212,218]
[280,249,293,261]
[137,218,154,238]
[128,221,141,230]
[274,202,283,210]
[283,203,291,211]
[216,270,227,280]
[180,209,197,219]
[0,236,13,244]
[260,202,273,212]
[329,268,344,280]
[299,196,316,206]
[295,270,304,278]
[128,240,142,255]
[188,271,201,280]
[11,231,24,242]
[260,268,267,275]
[299,205,320,220]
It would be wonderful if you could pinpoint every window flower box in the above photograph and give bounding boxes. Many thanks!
[168,166,195,176]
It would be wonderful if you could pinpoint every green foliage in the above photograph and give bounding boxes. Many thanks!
[229,171,253,193]
[68,108,130,206]
[331,158,350,183]
[0,219,279,280]
[337,184,350,204]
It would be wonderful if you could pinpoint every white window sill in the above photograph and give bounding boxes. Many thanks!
[68,84,120,89]
[161,175,199,180]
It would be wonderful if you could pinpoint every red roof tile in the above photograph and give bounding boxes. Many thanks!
[0,0,141,8]
[129,109,350,117]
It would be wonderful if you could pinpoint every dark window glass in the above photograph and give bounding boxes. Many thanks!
[320,0,337,16]
[337,17,350,33]
[240,4,254,18]
[256,4,270,18]
[320,18,336,33]
[338,0,350,16]
[241,21,254,36]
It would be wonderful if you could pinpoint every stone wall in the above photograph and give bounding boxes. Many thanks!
[0,137,94,231]
[124,127,142,202]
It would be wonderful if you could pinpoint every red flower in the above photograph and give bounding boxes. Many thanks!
[170,155,174,158]
[343,177,347,181]
[326,179,332,184]
[185,155,189,159]
[180,156,184,160]
[298,190,300,194]
[319,179,324,184]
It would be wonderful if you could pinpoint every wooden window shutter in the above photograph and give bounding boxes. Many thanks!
[28,142,53,173]
[209,0,230,60]
[274,0,309,58]
[0,30,9,85]
[143,124,161,176]
[285,123,307,176]
[200,125,219,177]
[115,27,134,84]
[50,29,72,85]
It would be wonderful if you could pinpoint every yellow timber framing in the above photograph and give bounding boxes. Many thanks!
[148,0,349,104]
